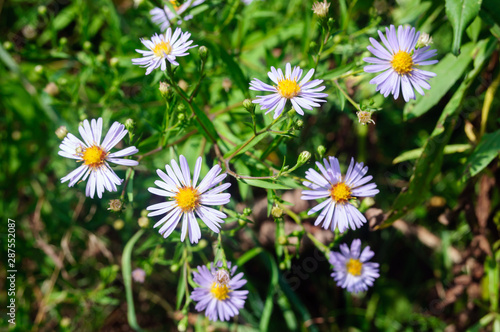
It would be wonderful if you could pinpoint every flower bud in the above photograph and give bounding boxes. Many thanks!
[297,151,312,166]
[177,113,186,121]
[60,317,71,328]
[327,18,335,30]
[271,206,284,219]
[59,37,68,46]
[138,216,149,228]
[113,219,125,230]
[83,41,92,51]
[44,82,59,96]
[109,57,119,67]
[177,316,188,332]
[295,119,304,129]
[178,79,189,91]
[198,45,208,61]
[34,65,43,74]
[198,239,208,249]
[317,145,326,157]
[222,77,232,92]
[279,262,286,270]
[242,207,252,216]
[125,118,135,131]
[416,32,433,48]
[37,5,47,15]
[309,41,318,54]
[238,218,246,226]
[356,111,375,125]
[170,263,180,273]
[55,126,68,139]
[22,25,37,39]
[312,0,330,18]
[278,235,287,245]
[3,41,13,51]
[107,199,124,212]
[177,104,186,113]
[243,99,255,113]
[159,81,174,101]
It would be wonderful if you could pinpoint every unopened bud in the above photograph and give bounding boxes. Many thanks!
[243,207,252,216]
[271,206,284,219]
[159,81,174,101]
[356,111,375,125]
[113,219,125,230]
[22,25,37,39]
[278,235,287,245]
[38,5,47,15]
[198,239,208,249]
[96,54,105,63]
[297,151,311,166]
[55,126,68,139]
[170,263,180,273]
[317,145,326,157]
[327,17,335,30]
[291,230,301,237]
[60,317,71,328]
[309,41,318,54]
[138,216,149,228]
[416,32,433,48]
[44,82,59,96]
[238,218,246,226]
[178,79,188,91]
[124,118,135,131]
[222,77,232,92]
[110,57,119,67]
[83,41,92,51]
[34,65,43,74]
[177,113,186,121]
[312,0,330,18]
[3,41,13,51]
[59,37,68,46]
[295,119,304,128]
[177,316,188,332]
[279,262,286,270]
[140,209,148,217]
[243,99,255,113]
[198,45,208,61]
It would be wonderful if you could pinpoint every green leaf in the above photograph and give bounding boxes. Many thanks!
[445,0,483,55]
[240,179,292,190]
[393,144,472,164]
[462,129,500,181]
[122,230,144,331]
[403,42,474,120]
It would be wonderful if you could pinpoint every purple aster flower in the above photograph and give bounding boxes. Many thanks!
[58,118,139,199]
[329,239,380,293]
[150,0,205,31]
[132,27,197,75]
[363,25,438,102]
[249,63,328,119]
[301,156,379,232]
[146,156,231,244]
[191,261,248,322]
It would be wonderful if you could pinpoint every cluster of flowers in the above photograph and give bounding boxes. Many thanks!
[58,0,438,323]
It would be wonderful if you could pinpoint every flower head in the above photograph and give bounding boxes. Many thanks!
[191,261,248,321]
[363,25,438,102]
[356,111,375,125]
[147,156,231,243]
[58,118,139,199]
[150,0,205,31]
[132,27,197,75]
[329,239,380,293]
[132,268,146,283]
[250,63,328,119]
[312,0,330,17]
[301,156,379,232]
[416,32,433,48]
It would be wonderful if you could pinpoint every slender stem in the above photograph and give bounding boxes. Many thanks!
[188,60,206,103]
[334,80,361,111]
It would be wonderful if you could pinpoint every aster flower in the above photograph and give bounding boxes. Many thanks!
[329,239,380,293]
[150,0,205,31]
[132,27,197,75]
[363,25,438,102]
[191,261,248,322]
[301,156,379,233]
[132,268,146,283]
[58,118,139,199]
[250,63,328,119]
[146,156,230,244]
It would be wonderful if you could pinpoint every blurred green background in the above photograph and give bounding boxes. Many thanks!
[1,0,500,330]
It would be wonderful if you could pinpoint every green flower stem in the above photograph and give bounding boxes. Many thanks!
[188,59,206,103]
[217,232,228,269]
[122,229,145,331]
[334,80,361,111]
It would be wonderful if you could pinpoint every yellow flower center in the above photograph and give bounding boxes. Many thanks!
[175,187,200,212]
[346,258,363,276]
[276,78,301,99]
[211,282,231,300]
[170,0,180,10]
[153,41,172,57]
[82,146,107,167]
[330,182,351,203]
[391,50,413,75]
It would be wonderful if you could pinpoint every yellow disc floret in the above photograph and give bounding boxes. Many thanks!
[169,0,180,10]
[330,182,352,203]
[211,282,231,300]
[175,187,200,212]
[391,50,413,75]
[153,41,172,57]
[276,79,301,99]
[82,146,107,168]
[346,258,363,276]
